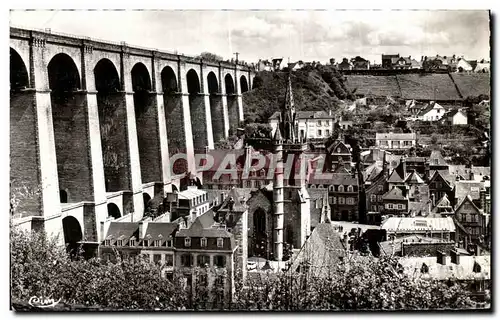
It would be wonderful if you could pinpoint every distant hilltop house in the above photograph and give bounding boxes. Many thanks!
[337,58,353,70]
[269,110,335,140]
[422,55,459,72]
[381,54,400,69]
[257,57,284,71]
[393,56,421,69]
[417,101,446,121]
[350,56,370,70]
[474,59,490,73]
[375,132,416,150]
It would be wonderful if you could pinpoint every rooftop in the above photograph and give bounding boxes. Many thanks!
[381,217,456,233]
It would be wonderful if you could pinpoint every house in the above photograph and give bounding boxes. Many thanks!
[378,235,455,257]
[289,60,304,70]
[443,109,468,125]
[381,186,409,216]
[417,102,446,121]
[453,195,489,252]
[381,216,456,241]
[398,253,490,301]
[257,59,272,71]
[394,56,412,69]
[337,58,353,70]
[350,56,370,70]
[338,119,353,130]
[328,173,359,222]
[171,186,211,223]
[175,210,238,307]
[325,134,353,172]
[375,132,416,150]
[269,110,335,140]
[381,54,400,69]
[271,57,283,71]
[428,170,455,205]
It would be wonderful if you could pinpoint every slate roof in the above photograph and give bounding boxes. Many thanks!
[408,201,430,217]
[429,150,448,166]
[143,223,178,242]
[104,222,140,244]
[379,235,451,256]
[289,223,345,278]
[471,166,490,180]
[363,161,383,182]
[383,186,407,201]
[417,102,445,117]
[398,255,490,281]
[381,217,456,233]
[387,169,404,183]
[330,173,358,186]
[405,170,425,184]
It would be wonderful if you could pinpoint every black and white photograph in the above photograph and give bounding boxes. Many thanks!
[8,7,492,312]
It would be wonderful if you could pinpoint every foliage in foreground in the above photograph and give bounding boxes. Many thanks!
[11,227,482,311]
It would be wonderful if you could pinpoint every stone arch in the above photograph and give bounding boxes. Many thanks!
[62,216,83,245]
[132,62,161,184]
[225,74,239,131]
[207,71,224,142]
[162,66,185,156]
[94,59,131,192]
[10,48,29,90]
[107,203,121,219]
[186,69,207,149]
[240,75,249,93]
[47,53,81,92]
[48,53,91,203]
[143,193,152,211]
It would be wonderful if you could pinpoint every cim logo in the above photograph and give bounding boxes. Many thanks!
[28,296,61,308]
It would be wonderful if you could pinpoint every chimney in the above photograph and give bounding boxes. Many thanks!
[436,250,446,265]
[479,188,487,211]
[450,249,460,264]
[431,194,436,206]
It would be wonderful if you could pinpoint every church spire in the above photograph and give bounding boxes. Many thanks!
[280,70,298,142]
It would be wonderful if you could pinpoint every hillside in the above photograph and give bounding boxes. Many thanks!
[242,66,353,123]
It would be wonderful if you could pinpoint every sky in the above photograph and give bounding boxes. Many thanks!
[9,10,491,64]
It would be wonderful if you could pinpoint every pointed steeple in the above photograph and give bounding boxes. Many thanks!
[280,71,298,142]
[273,126,282,142]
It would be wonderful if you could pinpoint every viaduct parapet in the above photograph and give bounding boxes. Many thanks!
[10,26,255,245]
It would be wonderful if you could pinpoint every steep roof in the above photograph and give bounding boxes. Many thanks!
[105,222,140,243]
[418,102,445,116]
[331,173,358,186]
[429,150,448,166]
[404,170,425,184]
[383,186,407,201]
[387,169,404,183]
[289,223,345,278]
[143,223,178,242]
[379,235,452,256]
[454,181,484,201]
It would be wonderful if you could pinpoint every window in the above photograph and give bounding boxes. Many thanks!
[347,198,353,205]
[329,196,334,204]
[201,237,207,247]
[329,185,334,191]
[154,240,161,247]
[325,120,329,126]
[347,185,353,192]
[105,239,111,246]
[181,254,193,267]
[165,254,173,266]
[185,237,191,247]
[371,205,377,211]
[379,205,384,212]
[378,185,383,192]
[197,255,210,267]
[167,240,172,247]
[129,238,136,247]
[397,204,403,210]
[217,238,224,248]
[338,185,344,192]
[117,240,123,247]
[337,148,341,153]
[318,130,322,137]
[339,197,345,204]
[153,254,162,264]
[378,195,383,201]
[370,194,376,202]
[214,255,226,268]
[316,199,321,209]
[388,204,394,209]
[318,120,322,126]
[326,130,330,136]
[198,274,208,287]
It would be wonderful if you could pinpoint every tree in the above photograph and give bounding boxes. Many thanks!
[197,52,223,62]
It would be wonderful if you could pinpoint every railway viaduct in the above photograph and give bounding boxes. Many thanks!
[10,27,255,246]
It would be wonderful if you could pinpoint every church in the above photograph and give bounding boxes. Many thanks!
[245,71,311,261]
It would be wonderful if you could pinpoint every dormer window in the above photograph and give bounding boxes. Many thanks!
[201,237,207,247]
[129,238,136,247]
[117,240,123,247]
[105,239,111,246]
[154,240,161,247]
[337,148,341,153]
[217,238,224,248]
[167,240,172,247]
[347,185,353,192]
[338,185,344,192]
[185,237,191,247]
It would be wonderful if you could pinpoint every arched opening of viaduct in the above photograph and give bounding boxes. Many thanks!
[62,216,83,255]
[10,47,38,218]
[187,69,208,150]
[48,53,93,204]
[207,72,224,143]
[162,66,185,157]
[131,63,162,184]
[225,74,239,132]
[240,75,249,93]
[94,59,131,192]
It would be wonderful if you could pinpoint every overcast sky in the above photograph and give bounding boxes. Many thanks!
[9,10,490,64]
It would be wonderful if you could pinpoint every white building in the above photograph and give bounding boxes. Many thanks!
[443,109,468,125]
[269,110,335,140]
[177,186,211,223]
[375,132,416,150]
[417,102,446,121]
